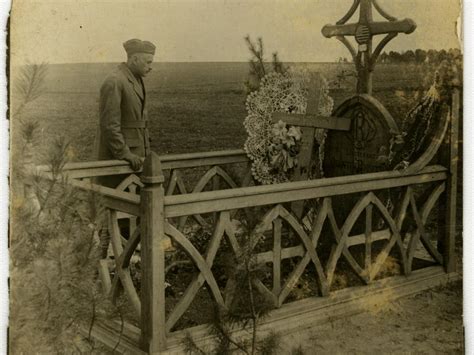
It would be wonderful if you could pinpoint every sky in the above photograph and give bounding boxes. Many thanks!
[10,0,461,64]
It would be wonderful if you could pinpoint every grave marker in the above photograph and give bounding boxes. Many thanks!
[323,94,399,177]
[271,73,351,216]
[322,0,416,95]
[321,0,412,176]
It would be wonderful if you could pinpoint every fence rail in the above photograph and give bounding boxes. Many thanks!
[37,149,248,178]
[164,165,447,217]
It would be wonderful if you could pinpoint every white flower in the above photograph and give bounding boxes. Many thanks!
[288,126,302,141]
[244,71,333,184]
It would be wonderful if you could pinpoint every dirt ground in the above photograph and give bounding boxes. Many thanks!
[281,280,463,354]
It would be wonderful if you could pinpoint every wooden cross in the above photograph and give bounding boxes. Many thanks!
[321,0,416,94]
[271,73,351,217]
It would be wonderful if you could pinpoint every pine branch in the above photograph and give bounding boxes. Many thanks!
[211,319,250,355]
[13,63,48,118]
[272,52,287,74]
[183,331,208,355]
[245,35,268,93]
[182,214,278,354]
[258,331,281,355]
[247,263,258,355]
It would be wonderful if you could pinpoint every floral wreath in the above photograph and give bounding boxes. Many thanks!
[244,70,334,184]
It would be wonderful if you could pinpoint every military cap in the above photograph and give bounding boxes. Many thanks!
[123,39,156,55]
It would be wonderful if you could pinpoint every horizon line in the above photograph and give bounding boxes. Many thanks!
[13,60,346,65]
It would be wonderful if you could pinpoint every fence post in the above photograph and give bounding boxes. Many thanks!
[140,151,167,353]
[442,88,460,273]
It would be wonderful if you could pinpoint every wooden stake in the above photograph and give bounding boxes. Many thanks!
[140,152,167,353]
[444,89,460,273]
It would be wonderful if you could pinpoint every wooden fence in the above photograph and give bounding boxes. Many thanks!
[29,89,460,354]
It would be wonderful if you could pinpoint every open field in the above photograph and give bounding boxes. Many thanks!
[14,62,434,162]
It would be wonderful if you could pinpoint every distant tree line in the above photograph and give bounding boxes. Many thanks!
[336,48,462,65]
[377,48,462,64]
[337,57,350,63]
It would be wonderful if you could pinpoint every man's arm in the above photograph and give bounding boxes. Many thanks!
[100,77,142,170]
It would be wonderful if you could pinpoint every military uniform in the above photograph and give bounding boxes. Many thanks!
[94,39,157,258]
[94,62,151,187]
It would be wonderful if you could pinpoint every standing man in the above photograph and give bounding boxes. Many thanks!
[94,38,156,187]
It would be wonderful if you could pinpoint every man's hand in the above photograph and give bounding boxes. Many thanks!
[124,153,143,171]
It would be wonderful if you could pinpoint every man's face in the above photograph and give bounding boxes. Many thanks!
[132,53,154,77]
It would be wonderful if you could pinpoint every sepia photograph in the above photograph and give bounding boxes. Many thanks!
[8,0,463,353]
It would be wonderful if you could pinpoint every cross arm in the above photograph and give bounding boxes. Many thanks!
[370,18,416,35]
[272,113,351,131]
[322,18,416,39]
[322,23,358,38]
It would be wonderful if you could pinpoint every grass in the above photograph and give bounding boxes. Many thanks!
[12,62,435,163]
